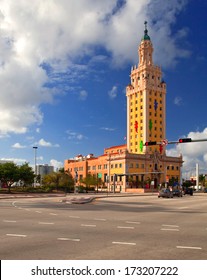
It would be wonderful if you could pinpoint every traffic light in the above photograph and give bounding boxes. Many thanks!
[145,141,157,146]
[178,138,192,143]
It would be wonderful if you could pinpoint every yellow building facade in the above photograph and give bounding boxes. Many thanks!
[127,22,166,155]
[64,23,183,192]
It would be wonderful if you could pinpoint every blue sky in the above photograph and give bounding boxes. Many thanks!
[0,0,207,178]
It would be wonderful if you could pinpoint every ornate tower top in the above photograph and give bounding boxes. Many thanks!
[142,21,151,41]
[138,21,153,66]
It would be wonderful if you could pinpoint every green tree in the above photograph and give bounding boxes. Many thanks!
[80,174,99,190]
[0,162,19,193]
[42,171,74,191]
[199,174,205,188]
[18,163,35,186]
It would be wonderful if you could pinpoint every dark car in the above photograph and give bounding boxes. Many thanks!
[183,187,193,196]
[172,189,183,197]
[158,188,173,198]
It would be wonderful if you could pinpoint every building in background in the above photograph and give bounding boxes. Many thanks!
[64,23,183,192]
[36,164,54,184]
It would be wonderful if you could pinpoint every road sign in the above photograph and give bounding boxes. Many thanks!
[162,139,168,145]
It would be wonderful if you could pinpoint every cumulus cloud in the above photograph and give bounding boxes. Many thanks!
[37,138,60,147]
[12,143,26,149]
[50,159,63,171]
[0,157,27,165]
[0,0,190,135]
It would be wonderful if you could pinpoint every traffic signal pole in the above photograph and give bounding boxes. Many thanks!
[144,138,207,146]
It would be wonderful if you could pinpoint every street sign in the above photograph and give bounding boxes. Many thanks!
[162,139,168,145]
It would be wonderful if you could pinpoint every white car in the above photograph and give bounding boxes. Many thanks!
[11,181,24,187]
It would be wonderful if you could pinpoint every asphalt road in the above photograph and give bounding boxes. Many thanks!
[0,194,207,260]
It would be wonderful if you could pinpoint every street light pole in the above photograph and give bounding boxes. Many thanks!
[33,146,38,187]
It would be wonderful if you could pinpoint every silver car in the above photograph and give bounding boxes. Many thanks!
[158,188,173,198]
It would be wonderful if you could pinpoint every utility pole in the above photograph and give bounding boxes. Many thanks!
[196,163,199,189]
[33,146,38,187]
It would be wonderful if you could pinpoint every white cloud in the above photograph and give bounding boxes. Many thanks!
[50,159,63,171]
[37,138,60,147]
[100,127,116,131]
[66,130,87,141]
[166,128,207,177]
[0,157,27,165]
[108,86,118,99]
[174,96,182,106]
[12,143,26,149]
[0,0,190,135]
[79,90,88,101]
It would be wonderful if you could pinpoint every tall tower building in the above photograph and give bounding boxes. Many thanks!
[65,21,183,191]
[126,22,166,155]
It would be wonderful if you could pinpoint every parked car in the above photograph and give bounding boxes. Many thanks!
[158,188,173,198]
[183,187,193,196]
[172,189,183,197]
[11,180,24,187]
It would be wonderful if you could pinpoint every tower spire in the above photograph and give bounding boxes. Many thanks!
[142,21,150,41]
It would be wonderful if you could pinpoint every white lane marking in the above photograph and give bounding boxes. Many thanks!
[57,238,80,242]
[162,224,179,228]
[112,241,136,246]
[49,213,58,216]
[126,221,140,224]
[6,234,27,238]
[117,226,135,229]
[38,222,54,225]
[176,246,202,250]
[81,224,96,227]
[69,215,80,219]
[3,220,17,223]
[178,207,189,209]
[35,211,42,213]
[93,218,106,221]
[161,228,179,231]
